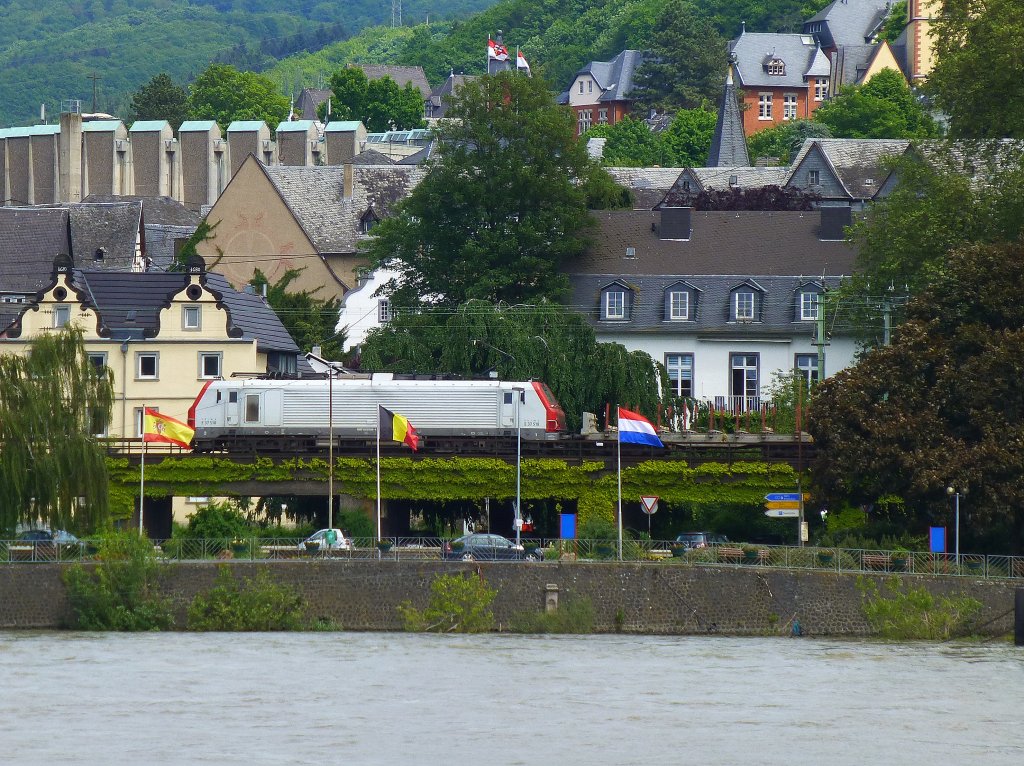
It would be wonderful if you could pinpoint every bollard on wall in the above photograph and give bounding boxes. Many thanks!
[545,584,559,613]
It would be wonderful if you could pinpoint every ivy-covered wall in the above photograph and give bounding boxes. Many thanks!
[107,456,797,528]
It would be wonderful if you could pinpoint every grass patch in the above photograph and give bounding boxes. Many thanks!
[509,597,596,634]
[859,576,982,640]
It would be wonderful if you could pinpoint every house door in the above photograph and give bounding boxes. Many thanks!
[730,354,759,410]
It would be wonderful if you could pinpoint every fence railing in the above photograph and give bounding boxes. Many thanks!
[3,538,1022,578]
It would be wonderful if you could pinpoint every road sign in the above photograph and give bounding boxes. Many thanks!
[640,496,659,514]
[765,492,806,502]
[765,509,800,518]
[765,500,801,510]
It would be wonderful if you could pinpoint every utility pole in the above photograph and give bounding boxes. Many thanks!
[87,73,101,113]
[882,283,894,346]
[814,292,827,383]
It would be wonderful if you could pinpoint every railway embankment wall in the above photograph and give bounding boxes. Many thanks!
[1,562,1019,636]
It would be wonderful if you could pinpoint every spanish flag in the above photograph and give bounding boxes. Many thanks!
[379,405,419,451]
[143,407,195,449]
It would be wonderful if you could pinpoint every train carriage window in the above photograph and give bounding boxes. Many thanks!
[244,394,260,423]
[504,392,514,405]
[229,391,238,403]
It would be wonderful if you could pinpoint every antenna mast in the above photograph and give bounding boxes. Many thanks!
[391,0,402,27]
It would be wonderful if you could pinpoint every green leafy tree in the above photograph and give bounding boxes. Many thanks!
[808,241,1024,553]
[661,107,717,166]
[0,326,113,535]
[180,502,252,540]
[399,572,496,632]
[187,567,307,631]
[250,268,344,359]
[813,68,938,139]
[633,1,727,111]
[748,119,832,164]
[364,71,602,308]
[128,73,189,131]
[878,0,908,43]
[321,68,425,131]
[187,63,290,132]
[359,300,665,432]
[583,116,667,167]
[63,532,174,631]
[930,0,1024,138]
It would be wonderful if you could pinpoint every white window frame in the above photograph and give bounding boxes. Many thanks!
[183,305,201,330]
[603,290,625,320]
[377,298,391,323]
[578,109,592,134]
[768,60,785,76]
[795,354,819,386]
[758,93,772,120]
[199,352,222,379]
[800,292,820,321]
[53,305,70,328]
[598,108,608,124]
[136,352,159,380]
[815,78,828,102]
[588,80,593,94]
[668,290,690,320]
[665,353,694,398]
[783,93,797,121]
[734,292,755,321]
[808,170,820,186]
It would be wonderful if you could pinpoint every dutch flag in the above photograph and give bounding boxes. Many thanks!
[617,407,664,448]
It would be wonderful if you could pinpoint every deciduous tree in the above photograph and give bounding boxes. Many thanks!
[128,73,188,131]
[187,63,290,132]
[250,268,344,359]
[0,326,113,534]
[813,68,938,139]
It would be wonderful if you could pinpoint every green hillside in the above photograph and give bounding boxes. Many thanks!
[269,0,829,96]
[0,0,499,126]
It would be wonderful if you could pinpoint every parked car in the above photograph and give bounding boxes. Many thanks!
[674,532,729,549]
[17,529,83,545]
[298,529,352,552]
[442,533,542,561]
[14,529,90,557]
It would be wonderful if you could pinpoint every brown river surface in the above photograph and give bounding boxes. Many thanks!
[1,632,1022,765]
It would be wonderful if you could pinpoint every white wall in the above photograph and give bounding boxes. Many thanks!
[337,268,400,351]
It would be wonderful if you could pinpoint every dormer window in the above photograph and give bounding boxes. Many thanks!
[360,208,380,234]
[798,288,821,321]
[767,59,786,76]
[730,284,763,322]
[735,292,754,320]
[604,290,625,320]
[668,290,689,320]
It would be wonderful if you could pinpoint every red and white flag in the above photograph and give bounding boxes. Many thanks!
[488,37,509,61]
[516,49,531,75]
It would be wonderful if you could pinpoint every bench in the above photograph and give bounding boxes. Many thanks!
[862,553,911,571]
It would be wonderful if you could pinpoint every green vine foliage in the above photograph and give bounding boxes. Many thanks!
[398,572,496,633]
[106,454,796,531]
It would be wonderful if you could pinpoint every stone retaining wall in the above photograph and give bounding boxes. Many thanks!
[1,561,1019,636]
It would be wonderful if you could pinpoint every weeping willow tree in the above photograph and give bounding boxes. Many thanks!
[0,326,114,534]
[358,300,665,431]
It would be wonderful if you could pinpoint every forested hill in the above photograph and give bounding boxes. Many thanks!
[0,0,499,126]
[269,0,829,99]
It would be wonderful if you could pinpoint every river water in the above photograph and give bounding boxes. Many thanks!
[1,632,1021,765]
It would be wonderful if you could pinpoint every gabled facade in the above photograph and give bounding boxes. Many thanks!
[784,138,911,208]
[0,254,301,440]
[557,50,644,136]
[566,207,858,405]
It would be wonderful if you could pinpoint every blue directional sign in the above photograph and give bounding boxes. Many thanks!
[765,493,802,502]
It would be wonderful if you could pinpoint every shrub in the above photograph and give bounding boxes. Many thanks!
[180,502,251,540]
[859,576,982,640]
[509,597,596,634]
[62,532,174,631]
[187,566,307,630]
[398,572,496,633]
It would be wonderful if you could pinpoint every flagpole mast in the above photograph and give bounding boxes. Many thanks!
[616,406,623,561]
[328,371,334,531]
[139,404,146,537]
[376,405,382,543]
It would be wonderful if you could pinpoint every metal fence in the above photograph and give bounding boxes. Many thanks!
[2,538,1022,578]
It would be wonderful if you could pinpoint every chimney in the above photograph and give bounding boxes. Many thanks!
[659,207,692,240]
[59,109,83,203]
[343,163,354,199]
[819,207,852,241]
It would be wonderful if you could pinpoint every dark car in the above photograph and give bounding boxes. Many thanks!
[674,532,728,549]
[13,529,89,559]
[442,533,541,562]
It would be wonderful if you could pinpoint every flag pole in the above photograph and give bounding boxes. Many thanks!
[616,405,623,561]
[139,404,146,537]
[376,405,382,543]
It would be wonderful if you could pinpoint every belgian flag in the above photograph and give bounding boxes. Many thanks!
[379,405,419,451]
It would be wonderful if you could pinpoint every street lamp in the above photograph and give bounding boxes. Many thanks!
[946,486,964,566]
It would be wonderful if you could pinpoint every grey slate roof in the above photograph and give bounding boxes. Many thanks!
[562,50,644,103]
[261,163,425,254]
[605,167,688,210]
[297,88,332,121]
[67,201,142,271]
[729,32,824,88]
[0,207,71,293]
[832,44,879,87]
[427,74,478,118]
[708,71,751,167]
[787,138,910,198]
[351,148,394,165]
[691,167,789,189]
[806,0,891,48]
[360,65,432,99]
[570,209,856,278]
[69,268,299,354]
[567,209,855,334]
[83,195,200,227]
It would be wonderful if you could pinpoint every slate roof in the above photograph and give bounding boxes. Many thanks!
[787,138,911,198]
[729,32,824,88]
[351,148,394,165]
[559,50,644,103]
[0,207,71,293]
[82,195,200,227]
[427,74,478,118]
[67,201,142,271]
[806,0,891,48]
[567,209,855,334]
[832,44,879,87]
[260,163,425,254]
[69,269,299,354]
[708,70,750,167]
[605,167,688,210]
[297,88,332,121]
[361,65,432,99]
[570,209,856,277]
